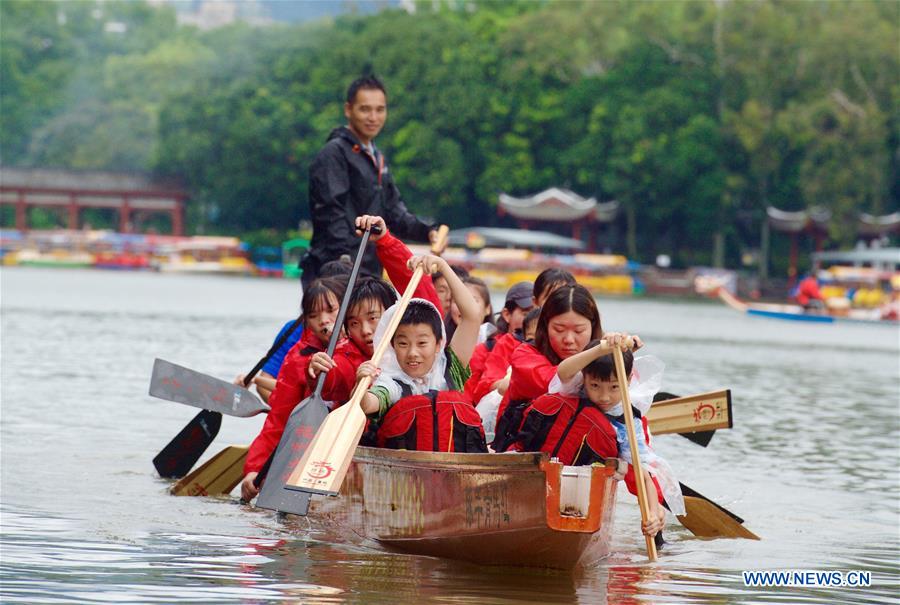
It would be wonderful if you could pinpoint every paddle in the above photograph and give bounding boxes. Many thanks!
[613,346,657,561]
[677,484,760,540]
[152,409,222,479]
[150,316,303,478]
[253,225,380,514]
[170,445,248,497]
[283,263,427,503]
[150,358,272,417]
[646,390,733,447]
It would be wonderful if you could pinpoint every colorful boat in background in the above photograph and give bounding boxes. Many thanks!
[154,236,253,275]
[13,248,95,268]
[716,287,898,326]
[305,447,618,570]
[407,227,638,295]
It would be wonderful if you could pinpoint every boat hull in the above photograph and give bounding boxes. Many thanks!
[305,447,618,570]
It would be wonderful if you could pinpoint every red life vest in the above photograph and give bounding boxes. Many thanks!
[376,381,488,453]
[512,393,618,464]
[514,393,664,505]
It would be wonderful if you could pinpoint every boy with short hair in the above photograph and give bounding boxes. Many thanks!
[354,254,488,453]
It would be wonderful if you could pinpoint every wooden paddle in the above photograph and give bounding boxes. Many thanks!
[170,445,248,497]
[283,263,427,502]
[646,390,732,446]
[676,483,760,540]
[613,346,657,561]
[253,225,381,514]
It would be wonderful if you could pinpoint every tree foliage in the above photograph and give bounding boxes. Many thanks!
[2,0,897,269]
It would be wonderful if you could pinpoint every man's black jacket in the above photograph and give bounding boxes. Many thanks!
[302,126,434,283]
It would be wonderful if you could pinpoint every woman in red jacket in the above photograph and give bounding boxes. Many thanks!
[492,284,642,451]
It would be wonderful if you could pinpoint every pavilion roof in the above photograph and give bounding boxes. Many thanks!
[766,206,831,233]
[859,212,900,236]
[499,188,597,221]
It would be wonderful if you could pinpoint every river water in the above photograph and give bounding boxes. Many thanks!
[1,266,897,604]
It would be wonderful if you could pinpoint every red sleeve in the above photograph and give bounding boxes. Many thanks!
[320,342,362,406]
[463,343,489,401]
[244,341,314,473]
[473,334,518,401]
[623,467,665,506]
[507,345,557,401]
[495,344,556,425]
[375,231,442,315]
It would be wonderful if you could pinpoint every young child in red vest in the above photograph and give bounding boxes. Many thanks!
[355,254,487,452]
[515,339,685,541]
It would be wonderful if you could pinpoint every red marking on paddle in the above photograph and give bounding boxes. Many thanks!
[693,403,716,423]
[306,461,334,480]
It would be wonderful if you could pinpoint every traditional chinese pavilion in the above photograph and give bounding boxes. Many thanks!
[0,167,186,235]
[497,188,618,252]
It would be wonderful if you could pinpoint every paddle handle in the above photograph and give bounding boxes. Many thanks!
[430,224,449,254]
[310,225,379,399]
[613,346,658,562]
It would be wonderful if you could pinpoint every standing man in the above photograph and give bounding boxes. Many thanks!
[301,75,442,289]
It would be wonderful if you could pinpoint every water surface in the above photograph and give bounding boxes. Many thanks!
[2,267,897,603]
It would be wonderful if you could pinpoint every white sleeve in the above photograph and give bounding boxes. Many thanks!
[548,371,583,396]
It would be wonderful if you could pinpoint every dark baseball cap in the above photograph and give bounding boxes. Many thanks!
[505,281,534,309]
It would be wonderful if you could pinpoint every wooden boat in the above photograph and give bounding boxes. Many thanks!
[716,287,898,326]
[303,447,618,570]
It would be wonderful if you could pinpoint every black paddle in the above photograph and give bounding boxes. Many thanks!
[151,314,305,478]
[152,409,222,478]
[253,225,378,514]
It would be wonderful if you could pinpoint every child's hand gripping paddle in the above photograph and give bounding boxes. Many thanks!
[253,225,380,513]
[282,263,426,503]
[613,345,658,562]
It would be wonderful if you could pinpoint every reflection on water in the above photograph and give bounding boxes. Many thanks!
[1,268,898,604]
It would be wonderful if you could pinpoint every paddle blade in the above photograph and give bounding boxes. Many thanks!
[678,429,716,447]
[254,395,330,513]
[170,445,248,497]
[284,398,368,499]
[647,390,732,446]
[153,409,222,478]
[150,358,270,417]
[678,496,760,540]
